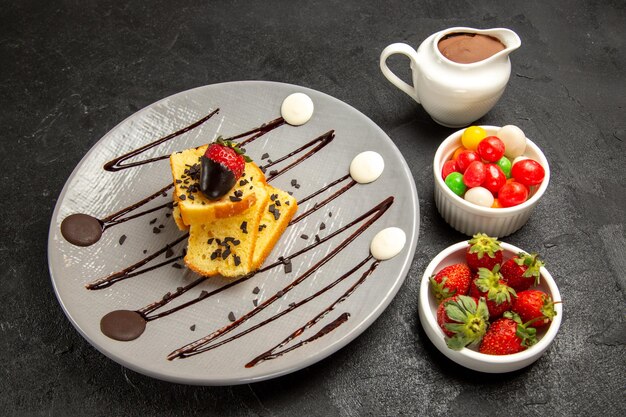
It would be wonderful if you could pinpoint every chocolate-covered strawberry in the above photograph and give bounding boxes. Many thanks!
[512,289,557,328]
[466,233,503,272]
[430,263,471,303]
[200,137,251,200]
[436,295,490,350]
[470,265,516,319]
[501,252,544,291]
[479,311,538,355]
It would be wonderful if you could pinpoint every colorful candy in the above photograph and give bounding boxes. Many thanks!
[443,125,544,208]
[497,125,526,159]
[445,172,467,196]
[461,126,487,150]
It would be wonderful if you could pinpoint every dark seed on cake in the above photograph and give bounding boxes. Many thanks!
[261,153,269,160]
[118,235,127,245]
[320,222,326,230]
[253,286,260,294]
[222,247,231,259]
[190,324,196,331]
[207,238,214,244]
[149,218,157,225]
[233,255,241,266]
[175,179,182,184]
[179,194,186,200]
[275,200,281,207]
[152,227,161,234]
[291,179,297,186]
[288,191,293,196]
[188,194,194,200]
[239,179,249,186]
[258,224,267,232]
[232,239,240,246]
[285,200,290,205]
[270,194,277,201]
[229,195,241,202]
[240,221,248,234]
[234,190,243,198]
[228,312,236,322]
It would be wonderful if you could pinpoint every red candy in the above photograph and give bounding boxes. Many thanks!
[498,181,529,207]
[442,160,459,180]
[482,164,507,194]
[477,136,506,162]
[463,161,486,188]
[457,150,481,173]
[511,159,545,186]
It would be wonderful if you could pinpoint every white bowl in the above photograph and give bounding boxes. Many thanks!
[433,126,550,237]
[418,241,562,373]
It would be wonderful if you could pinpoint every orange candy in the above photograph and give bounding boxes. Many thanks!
[452,146,467,161]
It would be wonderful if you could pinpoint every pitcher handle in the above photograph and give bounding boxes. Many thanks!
[380,43,420,103]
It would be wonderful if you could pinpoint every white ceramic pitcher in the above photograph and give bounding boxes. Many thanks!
[380,27,521,128]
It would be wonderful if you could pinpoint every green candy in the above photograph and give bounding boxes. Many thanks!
[497,156,512,178]
[445,172,466,196]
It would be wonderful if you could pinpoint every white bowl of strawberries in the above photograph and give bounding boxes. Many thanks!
[418,234,562,373]
[433,125,550,237]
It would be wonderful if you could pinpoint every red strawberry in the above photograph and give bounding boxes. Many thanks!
[479,311,538,355]
[469,265,516,319]
[436,295,490,350]
[200,137,251,200]
[466,233,503,272]
[501,252,544,291]
[512,289,557,328]
[429,263,471,303]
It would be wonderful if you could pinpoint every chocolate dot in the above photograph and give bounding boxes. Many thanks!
[60,213,103,247]
[100,310,146,341]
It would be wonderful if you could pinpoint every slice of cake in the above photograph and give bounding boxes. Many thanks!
[184,185,270,278]
[252,186,298,269]
[169,145,266,225]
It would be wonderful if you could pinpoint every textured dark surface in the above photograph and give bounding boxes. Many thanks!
[1,0,625,416]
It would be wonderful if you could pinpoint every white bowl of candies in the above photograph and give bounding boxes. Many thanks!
[433,125,549,237]
[418,234,562,373]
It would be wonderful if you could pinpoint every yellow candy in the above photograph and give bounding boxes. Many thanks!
[461,126,487,150]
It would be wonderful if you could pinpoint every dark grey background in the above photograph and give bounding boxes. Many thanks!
[1,1,625,416]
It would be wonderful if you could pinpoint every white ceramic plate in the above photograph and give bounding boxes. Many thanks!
[48,81,419,385]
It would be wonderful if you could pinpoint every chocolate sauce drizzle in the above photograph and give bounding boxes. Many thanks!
[178,256,378,362]
[100,196,393,342]
[103,109,219,172]
[86,233,188,290]
[228,117,286,146]
[83,104,395,367]
[60,184,175,246]
[167,197,392,360]
[263,130,335,182]
[247,259,380,367]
